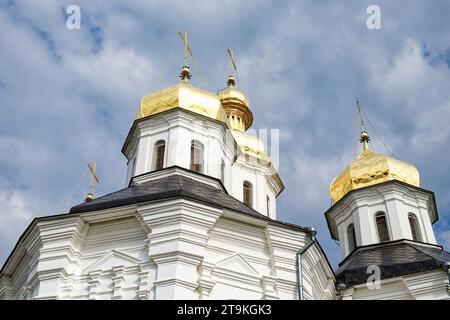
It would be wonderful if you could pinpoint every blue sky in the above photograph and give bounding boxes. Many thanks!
[1,0,450,268]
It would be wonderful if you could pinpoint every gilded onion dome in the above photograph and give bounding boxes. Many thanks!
[218,75,253,132]
[329,131,420,203]
[136,66,228,124]
[217,75,267,161]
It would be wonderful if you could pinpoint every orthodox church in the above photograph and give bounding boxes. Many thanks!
[0,53,449,300]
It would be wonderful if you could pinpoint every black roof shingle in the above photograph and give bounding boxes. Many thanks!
[336,239,450,286]
[70,173,266,219]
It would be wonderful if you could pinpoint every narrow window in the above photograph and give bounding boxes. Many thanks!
[131,157,137,176]
[243,181,253,207]
[266,195,270,216]
[190,140,204,173]
[221,159,225,183]
[347,223,357,252]
[408,213,422,242]
[153,140,165,170]
[375,212,390,242]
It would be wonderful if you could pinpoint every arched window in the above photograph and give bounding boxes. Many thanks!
[153,140,165,170]
[266,195,270,216]
[375,212,390,242]
[243,181,253,207]
[347,223,357,252]
[190,140,204,173]
[408,213,422,242]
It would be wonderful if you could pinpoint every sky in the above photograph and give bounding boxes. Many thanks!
[1,0,450,269]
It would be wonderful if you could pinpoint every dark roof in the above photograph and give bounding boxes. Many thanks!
[336,239,450,286]
[3,169,316,275]
[70,173,266,219]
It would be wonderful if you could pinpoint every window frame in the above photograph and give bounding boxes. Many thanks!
[347,223,357,253]
[375,211,390,242]
[408,213,422,242]
[153,140,166,171]
[190,140,204,173]
[243,181,253,208]
[131,157,137,177]
[220,159,225,183]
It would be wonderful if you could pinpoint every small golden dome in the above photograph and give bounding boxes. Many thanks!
[218,76,253,132]
[137,82,228,124]
[330,132,420,203]
[180,65,191,82]
[85,193,94,203]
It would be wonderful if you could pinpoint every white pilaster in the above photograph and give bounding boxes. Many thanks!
[137,199,221,299]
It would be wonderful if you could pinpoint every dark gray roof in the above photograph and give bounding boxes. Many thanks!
[70,173,266,219]
[336,239,450,286]
[2,169,316,275]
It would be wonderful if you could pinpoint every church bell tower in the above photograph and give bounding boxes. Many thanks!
[324,102,449,300]
[326,129,438,259]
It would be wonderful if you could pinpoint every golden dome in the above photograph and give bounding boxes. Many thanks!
[137,81,228,124]
[85,193,94,203]
[329,131,420,203]
[218,76,253,132]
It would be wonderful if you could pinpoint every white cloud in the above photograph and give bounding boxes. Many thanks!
[0,186,34,263]
[438,229,450,252]
[0,188,32,233]
[65,41,154,100]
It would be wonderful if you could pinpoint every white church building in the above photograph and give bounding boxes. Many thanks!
[0,62,449,300]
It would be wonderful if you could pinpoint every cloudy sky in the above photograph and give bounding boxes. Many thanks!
[1,0,450,268]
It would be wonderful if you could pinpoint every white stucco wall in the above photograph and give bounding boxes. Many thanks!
[0,195,335,300]
[328,182,438,259]
[123,109,282,219]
